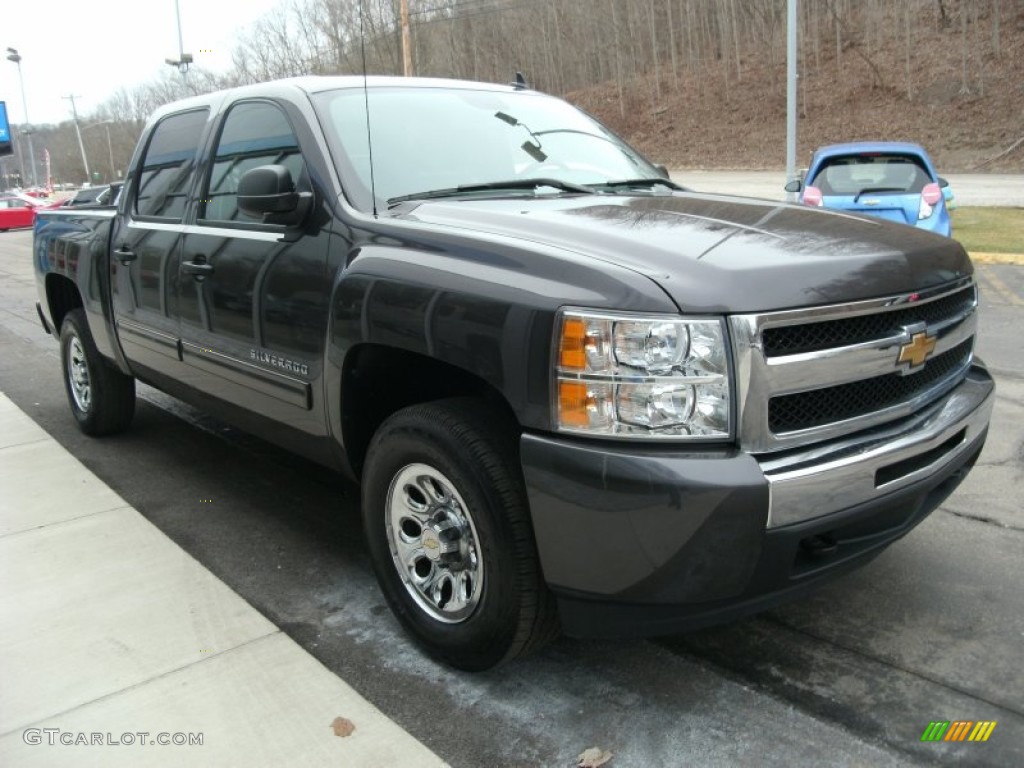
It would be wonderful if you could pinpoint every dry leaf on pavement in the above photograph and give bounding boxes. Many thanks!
[577,746,613,767]
[330,716,356,737]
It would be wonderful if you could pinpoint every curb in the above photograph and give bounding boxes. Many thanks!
[969,252,1024,266]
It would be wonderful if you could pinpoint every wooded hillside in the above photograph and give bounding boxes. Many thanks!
[227,0,1024,171]
[11,0,1024,186]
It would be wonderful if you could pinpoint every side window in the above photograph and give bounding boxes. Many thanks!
[201,101,305,224]
[134,109,208,221]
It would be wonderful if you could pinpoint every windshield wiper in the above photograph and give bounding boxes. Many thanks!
[387,178,595,208]
[593,178,687,192]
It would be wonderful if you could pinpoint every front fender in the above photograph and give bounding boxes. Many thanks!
[326,234,676,439]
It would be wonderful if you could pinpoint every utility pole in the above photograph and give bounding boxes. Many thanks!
[5,47,39,188]
[62,94,91,184]
[400,0,413,76]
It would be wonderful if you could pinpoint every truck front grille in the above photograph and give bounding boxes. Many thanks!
[768,338,974,433]
[728,278,978,453]
[762,285,977,357]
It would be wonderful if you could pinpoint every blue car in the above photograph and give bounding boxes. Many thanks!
[794,142,952,236]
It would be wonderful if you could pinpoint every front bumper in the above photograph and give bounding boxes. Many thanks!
[521,365,994,638]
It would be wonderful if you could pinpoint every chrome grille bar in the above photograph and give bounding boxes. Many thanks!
[729,277,978,453]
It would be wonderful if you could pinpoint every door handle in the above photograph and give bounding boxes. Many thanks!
[182,258,215,277]
[114,245,137,264]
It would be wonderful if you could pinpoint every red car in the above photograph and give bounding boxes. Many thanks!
[0,194,60,231]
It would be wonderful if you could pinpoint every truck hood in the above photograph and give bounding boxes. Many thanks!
[399,193,972,313]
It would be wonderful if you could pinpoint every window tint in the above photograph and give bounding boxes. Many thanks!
[134,109,208,220]
[811,154,932,196]
[201,101,304,223]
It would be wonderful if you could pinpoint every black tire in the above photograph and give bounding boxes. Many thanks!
[362,398,559,671]
[60,308,135,436]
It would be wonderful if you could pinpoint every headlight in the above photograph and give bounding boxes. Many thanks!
[554,309,732,439]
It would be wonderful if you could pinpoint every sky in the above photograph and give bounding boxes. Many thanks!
[1,0,285,126]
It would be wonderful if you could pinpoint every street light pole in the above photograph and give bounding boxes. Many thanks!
[785,0,798,202]
[164,0,193,78]
[105,124,115,180]
[82,119,117,181]
[5,47,39,188]
[62,94,91,183]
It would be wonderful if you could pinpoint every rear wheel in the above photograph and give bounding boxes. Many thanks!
[362,399,559,670]
[60,309,135,435]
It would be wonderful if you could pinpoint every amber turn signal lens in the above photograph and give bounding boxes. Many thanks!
[558,380,590,427]
[559,317,587,371]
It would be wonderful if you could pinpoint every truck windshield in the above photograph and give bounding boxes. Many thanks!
[313,86,662,211]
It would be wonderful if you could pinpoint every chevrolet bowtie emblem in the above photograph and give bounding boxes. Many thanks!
[898,331,937,369]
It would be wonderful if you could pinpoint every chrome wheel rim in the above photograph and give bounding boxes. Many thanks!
[385,463,484,623]
[67,336,91,413]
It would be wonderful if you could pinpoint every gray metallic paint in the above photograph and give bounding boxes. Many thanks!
[402,192,973,313]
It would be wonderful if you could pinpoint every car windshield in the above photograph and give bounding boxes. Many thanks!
[313,86,662,210]
[810,153,933,196]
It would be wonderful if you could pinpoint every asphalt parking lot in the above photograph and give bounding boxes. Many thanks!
[672,171,1024,207]
[0,225,1021,766]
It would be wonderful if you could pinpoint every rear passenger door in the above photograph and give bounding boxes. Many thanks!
[176,99,330,428]
[111,108,208,379]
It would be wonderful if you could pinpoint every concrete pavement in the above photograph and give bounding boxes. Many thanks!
[0,393,446,768]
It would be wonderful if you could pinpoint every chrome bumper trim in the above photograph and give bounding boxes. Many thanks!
[763,369,993,529]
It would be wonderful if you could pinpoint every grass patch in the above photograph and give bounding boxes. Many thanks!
[952,207,1024,254]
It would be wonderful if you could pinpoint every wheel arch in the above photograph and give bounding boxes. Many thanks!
[341,343,521,480]
[44,273,84,339]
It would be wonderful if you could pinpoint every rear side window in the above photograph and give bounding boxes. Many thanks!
[134,109,208,221]
[200,101,305,223]
[810,154,932,196]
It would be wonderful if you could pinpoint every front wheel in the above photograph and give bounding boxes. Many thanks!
[60,309,135,435]
[362,399,558,670]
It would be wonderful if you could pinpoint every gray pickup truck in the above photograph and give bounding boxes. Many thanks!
[33,76,993,670]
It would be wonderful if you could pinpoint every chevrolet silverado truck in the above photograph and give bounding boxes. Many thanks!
[33,77,994,671]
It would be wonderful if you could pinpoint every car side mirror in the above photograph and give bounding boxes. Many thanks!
[938,176,949,188]
[237,165,311,226]
[654,163,671,180]
[784,179,802,193]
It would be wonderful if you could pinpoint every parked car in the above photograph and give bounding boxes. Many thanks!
[789,142,952,236]
[64,182,123,207]
[0,193,60,230]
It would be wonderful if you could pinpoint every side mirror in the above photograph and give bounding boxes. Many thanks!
[784,179,802,193]
[237,165,311,226]
[654,163,671,180]
[938,176,949,188]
